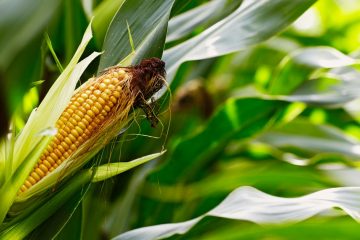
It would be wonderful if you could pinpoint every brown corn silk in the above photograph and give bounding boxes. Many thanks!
[19,58,165,193]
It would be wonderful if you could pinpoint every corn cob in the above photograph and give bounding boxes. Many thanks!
[19,58,165,193]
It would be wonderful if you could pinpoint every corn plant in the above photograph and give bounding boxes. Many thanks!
[1,0,360,239]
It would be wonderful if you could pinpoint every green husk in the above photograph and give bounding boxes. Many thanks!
[0,21,99,224]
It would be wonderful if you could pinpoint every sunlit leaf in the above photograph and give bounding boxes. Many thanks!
[114,186,360,240]
[259,118,360,159]
[269,46,360,99]
[163,0,316,83]
[166,0,242,42]
[287,47,358,68]
[325,166,360,187]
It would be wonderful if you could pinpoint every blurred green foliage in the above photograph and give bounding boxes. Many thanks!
[2,0,360,239]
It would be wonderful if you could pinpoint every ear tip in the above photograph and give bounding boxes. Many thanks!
[140,58,165,69]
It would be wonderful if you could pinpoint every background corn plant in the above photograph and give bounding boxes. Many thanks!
[1,0,360,239]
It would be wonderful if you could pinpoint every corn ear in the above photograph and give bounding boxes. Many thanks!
[20,67,133,192]
[17,57,166,200]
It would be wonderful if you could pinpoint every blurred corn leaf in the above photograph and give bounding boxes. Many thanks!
[143,157,337,203]
[115,186,360,240]
[0,0,60,67]
[236,47,360,107]
[0,0,61,136]
[61,0,89,64]
[269,47,359,96]
[149,98,287,185]
[163,0,316,82]
[166,0,242,42]
[192,218,360,240]
[259,119,360,159]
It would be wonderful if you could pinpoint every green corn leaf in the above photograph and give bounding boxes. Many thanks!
[3,151,166,238]
[92,151,166,182]
[92,0,126,46]
[0,134,53,224]
[98,0,175,70]
[113,186,360,240]
[0,171,92,240]
[167,0,242,42]
[150,98,286,185]
[163,0,316,84]
[259,118,360,159]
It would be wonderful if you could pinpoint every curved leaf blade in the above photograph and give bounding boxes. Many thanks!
[98,0,174,70]
[259,119,360,158]
[269,46,360,98]
[114,186,360,240]
[167,0,242,42]
[163,0,316,82]
[287,47,358,68]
